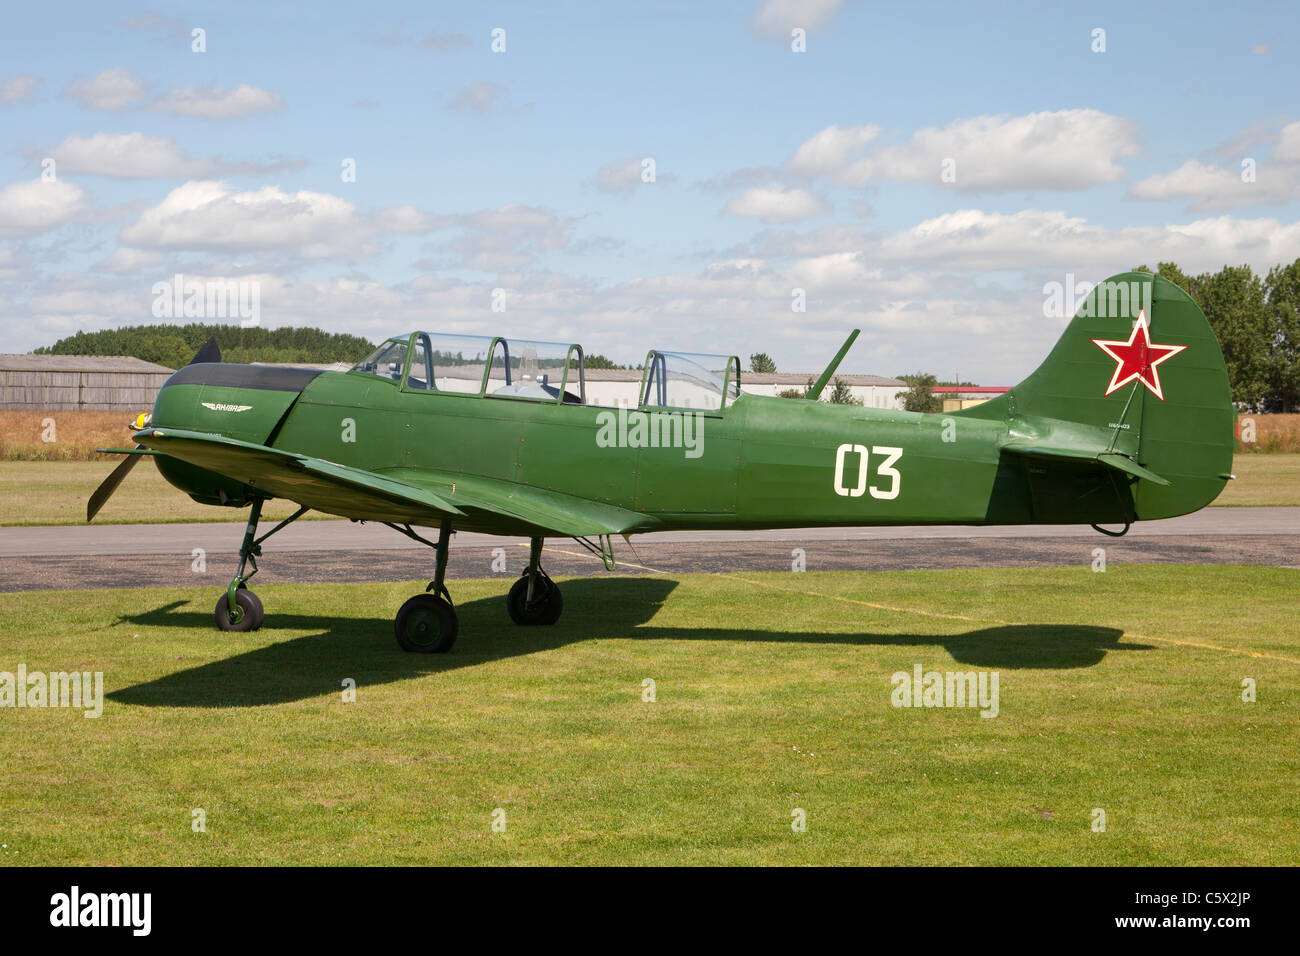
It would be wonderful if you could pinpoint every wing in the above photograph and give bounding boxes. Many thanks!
[133,427,653,536]
[384,468,655,537]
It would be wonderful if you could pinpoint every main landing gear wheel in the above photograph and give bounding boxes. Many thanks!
[215,588,264,632]
[391,518,459,653]
[507,573,563,625]
[394,594,458,653]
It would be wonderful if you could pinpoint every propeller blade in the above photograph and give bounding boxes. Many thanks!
[189,336,221,365]
[87,448,144,522]
[86,338,215,521]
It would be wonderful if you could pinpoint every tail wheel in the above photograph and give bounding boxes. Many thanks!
[395,594,458,653]
[215,589,264,632]
[506,574,563,626]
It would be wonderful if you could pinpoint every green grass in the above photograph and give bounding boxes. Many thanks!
[0,565,1296,865]
[1213,453,1300,506]
[2,453,1297,526]
[0,460,323,526]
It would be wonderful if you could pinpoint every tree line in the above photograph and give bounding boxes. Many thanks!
[1132,260,1298,412]
[34,324,377,369]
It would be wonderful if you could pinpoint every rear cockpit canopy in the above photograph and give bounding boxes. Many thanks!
[353,333,586,404]
[641,351,741,411]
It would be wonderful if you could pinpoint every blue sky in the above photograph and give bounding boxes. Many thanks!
[1,0,1298,381]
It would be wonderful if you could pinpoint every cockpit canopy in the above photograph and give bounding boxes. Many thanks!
[354,333,585,403]
[353,333,741,410]
[641,351,741,411]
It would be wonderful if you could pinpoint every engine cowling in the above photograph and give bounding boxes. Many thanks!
[150,364,323,507]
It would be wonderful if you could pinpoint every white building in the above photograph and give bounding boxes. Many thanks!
[582,369,908,410]
[256,362,910,410]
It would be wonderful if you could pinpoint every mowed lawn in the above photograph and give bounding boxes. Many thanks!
[1,454,1295,526]
[1215,453,1300,506]
[0,565,1296,866]
[0,460,322,526]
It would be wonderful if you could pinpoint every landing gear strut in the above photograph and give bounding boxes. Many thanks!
[507,536,563,625]
[394,518,458,653]
[214,499,309,632]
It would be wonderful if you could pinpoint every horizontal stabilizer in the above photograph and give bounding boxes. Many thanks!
[1096,453,1171,486]
[1002,441,1170,486]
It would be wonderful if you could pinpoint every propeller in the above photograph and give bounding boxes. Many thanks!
[86,337,221,521]
[86,451,147,523]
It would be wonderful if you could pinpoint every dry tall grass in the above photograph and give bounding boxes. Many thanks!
[0,410,144,460]
[1237,414,1300,453]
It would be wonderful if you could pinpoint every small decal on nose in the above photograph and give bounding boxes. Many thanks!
[201,402,253,413]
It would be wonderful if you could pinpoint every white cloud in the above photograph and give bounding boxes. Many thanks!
[0,244,29,279]
[723,204,1300,282]
[788,124,880,177]
[96,246,166,273]
[150,83,284,119]
[0,73,39,105]
[1209,120,1280,160]
[723,185,830,223]
[459,204,571,238]
[115,183,564,267]
[1128,123,1300,210]
[1128,158,1300,211]
[592,157,657,195]
[750,0,847,39]
[12,203,1300,382]
[50,133,193,178]
[446,82,508,114]
[741,223,876,260]
[12,188,1300,383]
[370,205,441,234]
[787,251,875,287]
[875,207,1300,275]
[24,282,151,342]
[1274,121,1300,164]
[0,179,91,239]
[44,132,303,179]
[62,67,147,111]
[119,181,404,259]
[423,204,578,271]
[0,260,1055,380]
[793,109,1140,192]
[56,71,284,118]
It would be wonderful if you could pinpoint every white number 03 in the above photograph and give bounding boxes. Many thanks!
[833,444,902,500]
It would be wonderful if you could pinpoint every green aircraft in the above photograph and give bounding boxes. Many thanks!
[89,272,1234,652]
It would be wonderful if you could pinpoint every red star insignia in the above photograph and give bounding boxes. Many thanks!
[1090,309,1187,401]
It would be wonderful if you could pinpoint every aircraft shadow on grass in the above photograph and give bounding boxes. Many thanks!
[107,578,1149,708]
